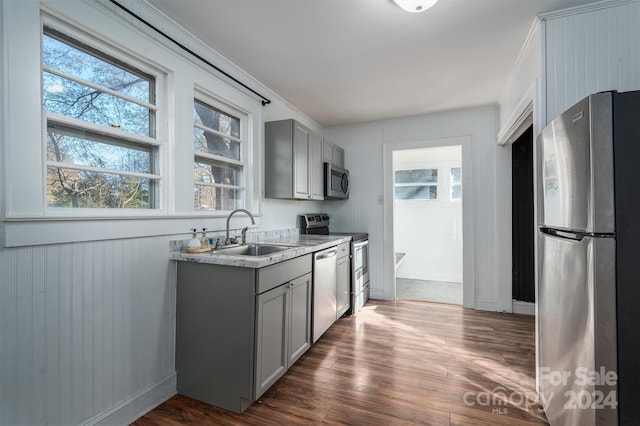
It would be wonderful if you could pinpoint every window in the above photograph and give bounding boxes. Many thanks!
[193,98,246,210]
[42,28,160,209]
[395,168,438,200]
[450,167,462,201]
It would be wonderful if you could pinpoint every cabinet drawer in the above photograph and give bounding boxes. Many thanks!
[337,242,350,259]
[257,254,312,294]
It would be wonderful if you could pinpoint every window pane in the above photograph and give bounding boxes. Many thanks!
[193,98,244,211]
[47,128,152,173]
[43,71,151,137]
[451,167,462,183]
[194,127,241,161]
[194,100,240,139]
[194,184,244,211]
[451,184,462,201]
[395,169,437,184]
[47,167,153,208]
[43,33,151,103]
[395,185,437,200]
[194,162,243,186]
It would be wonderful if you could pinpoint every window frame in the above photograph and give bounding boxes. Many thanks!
[450,166,462,201]
[394,168,439,201]
[192,93,248,212]
[2,2,263,247]
[40,16,168,216]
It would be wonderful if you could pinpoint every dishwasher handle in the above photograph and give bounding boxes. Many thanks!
[354,240,369,249]
[315,248,338,260]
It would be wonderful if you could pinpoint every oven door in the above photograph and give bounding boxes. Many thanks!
[354,240,369,284]
[351,239,369,314]
[325,163,350,199]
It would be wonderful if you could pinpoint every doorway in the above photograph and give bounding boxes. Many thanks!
[512,125,535,303]
[382,135,474,307]
[393,146,463,305]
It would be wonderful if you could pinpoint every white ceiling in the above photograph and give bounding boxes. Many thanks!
[146,0,602,126]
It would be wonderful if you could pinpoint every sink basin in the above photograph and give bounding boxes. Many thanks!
[211,243,296,257]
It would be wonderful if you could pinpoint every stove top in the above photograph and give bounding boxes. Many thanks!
[300,213,368,242]
[327,231,369,242]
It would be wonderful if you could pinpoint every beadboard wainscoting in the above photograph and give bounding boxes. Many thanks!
[0,237,178,425]
[541,0,640,125]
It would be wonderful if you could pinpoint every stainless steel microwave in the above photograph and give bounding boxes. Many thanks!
[324,163,350,199]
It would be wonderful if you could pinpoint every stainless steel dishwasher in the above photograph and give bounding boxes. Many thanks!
[312,246,338,343]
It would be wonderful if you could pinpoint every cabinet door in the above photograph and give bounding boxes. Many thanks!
[293,124,310,198]
[309,131,324,199]
[288,273,312,367]
[323,140,333,164]
[336,256,350,319]
[255,284,288,398]
[333,145,345,168]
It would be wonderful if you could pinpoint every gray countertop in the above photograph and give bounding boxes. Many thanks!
[170,234,352,268]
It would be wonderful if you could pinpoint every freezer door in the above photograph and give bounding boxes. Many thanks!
[540,93,615,233]
[538,232,617,426]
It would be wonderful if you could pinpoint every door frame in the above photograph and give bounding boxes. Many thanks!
[382,136,475,308]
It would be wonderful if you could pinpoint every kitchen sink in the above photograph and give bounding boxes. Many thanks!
[211,243,296,257]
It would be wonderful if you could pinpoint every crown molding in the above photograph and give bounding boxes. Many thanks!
[539,0,639,20]
[510,18,541,77]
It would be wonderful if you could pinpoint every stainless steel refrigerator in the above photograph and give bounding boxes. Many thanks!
[538,90,640,426]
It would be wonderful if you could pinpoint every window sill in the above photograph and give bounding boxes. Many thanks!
[2,213,262,247]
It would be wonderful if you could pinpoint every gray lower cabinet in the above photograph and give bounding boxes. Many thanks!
[255,272,312,398]
[176,254,312,413]
[336,242,351,319]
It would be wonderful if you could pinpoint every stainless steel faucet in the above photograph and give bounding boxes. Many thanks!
[225,209,255,245]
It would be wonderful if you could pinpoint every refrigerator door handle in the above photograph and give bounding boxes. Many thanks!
[540,226,615,240]
[540,227,585,241]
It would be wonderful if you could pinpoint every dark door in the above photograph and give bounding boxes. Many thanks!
[512,125,535,302]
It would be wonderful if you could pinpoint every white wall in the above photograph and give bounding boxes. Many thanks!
[324,105,501,311]
[0,0,325,425]
[542,0,640,124]
[394,146,462,283]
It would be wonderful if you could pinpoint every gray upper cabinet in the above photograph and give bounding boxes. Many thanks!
[266,119,324,200]
[323,139,345,168]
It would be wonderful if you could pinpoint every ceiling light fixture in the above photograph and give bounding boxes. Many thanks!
[392,0,439,13]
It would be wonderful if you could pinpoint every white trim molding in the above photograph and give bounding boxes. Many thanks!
[512,300,535,316]
[383,136,475,308]
[538,0,638,20]
[497,83,535,146]
[83,373,176,426]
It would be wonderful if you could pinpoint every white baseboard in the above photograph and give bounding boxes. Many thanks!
[369,289,386,300]
[474,299,498,312]
[395,273,462,283]
[512,300,535,316]
[83,373,176,426]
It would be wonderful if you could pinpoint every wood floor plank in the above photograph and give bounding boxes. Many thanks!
[132,300,547,425]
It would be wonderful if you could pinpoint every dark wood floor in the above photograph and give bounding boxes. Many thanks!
[132,300,547,425]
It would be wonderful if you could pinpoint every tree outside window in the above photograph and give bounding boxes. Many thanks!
[394,168,438,200]
[193,99,245,211]
[42,28,159,209]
